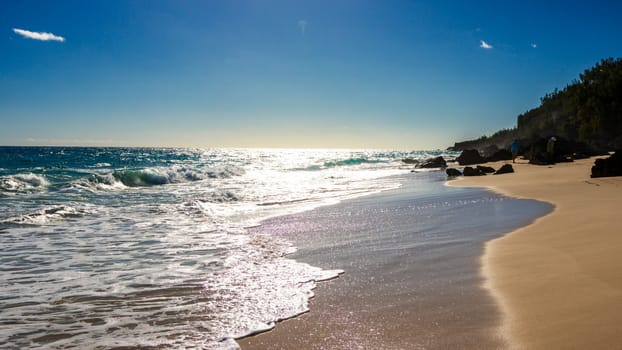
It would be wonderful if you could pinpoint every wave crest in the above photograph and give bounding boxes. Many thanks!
[113,169,170,187]
[0,173,49,194]
[66,165,246,191]
[111,166,244,187]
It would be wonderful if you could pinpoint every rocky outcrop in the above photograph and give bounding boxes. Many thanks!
[494,164,514,175]
[463,166,484,176]
[456,150,485,165]
[485,149,512,162]
[446,168,462,177]
[524,137,603,165]
[591,152,622,178]
[529,153,550,165]
[417,156,447,169]
[476,165,496,174]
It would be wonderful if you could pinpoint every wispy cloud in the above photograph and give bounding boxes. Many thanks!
[531,43,537,48]
[298,20,307,35]
[479,40,493,49]
[13,28,65,42]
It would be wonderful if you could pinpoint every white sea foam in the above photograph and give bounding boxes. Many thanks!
[0,204,96,226]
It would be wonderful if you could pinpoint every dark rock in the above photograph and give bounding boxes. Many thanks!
[592,148,612,157]
[485,149,512,162]
[456,149,485,165]
[553,137,572,156]
[526,138,554,165]
[446,168,462,177]
[526,137,590,165]
[463,166,484,176]
[569,141,607,157]
[476,165,496,174]
[494,164,514,175]
[417,156,447,169]
[402,158,419,164]
[591,151,622,178]
[526,138,552,165]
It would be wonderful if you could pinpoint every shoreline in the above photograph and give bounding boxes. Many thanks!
[448,157,622,349]
[238,172,550,349]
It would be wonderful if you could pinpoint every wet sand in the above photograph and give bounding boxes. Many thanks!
[238,172,550,349]
[447,157,622,349]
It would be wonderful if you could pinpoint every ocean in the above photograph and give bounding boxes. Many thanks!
[0,146,464,349]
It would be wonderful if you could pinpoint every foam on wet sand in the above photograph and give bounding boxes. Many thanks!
[239,172,551,349]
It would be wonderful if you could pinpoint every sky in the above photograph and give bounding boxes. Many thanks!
[1,0,622,149]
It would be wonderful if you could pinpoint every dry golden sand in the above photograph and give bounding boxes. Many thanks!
[449,157,622,349]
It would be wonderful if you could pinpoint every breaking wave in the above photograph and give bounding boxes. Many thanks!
[107,166,242,187]
[110,166,245,187]
[0,173,49,194]
[0,165,246,196]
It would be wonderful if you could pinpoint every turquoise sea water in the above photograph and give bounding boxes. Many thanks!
[0,146,456,349]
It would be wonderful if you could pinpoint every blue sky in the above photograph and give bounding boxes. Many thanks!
[1,0,621,149]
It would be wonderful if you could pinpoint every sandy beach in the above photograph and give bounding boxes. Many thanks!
[449,157,622,349]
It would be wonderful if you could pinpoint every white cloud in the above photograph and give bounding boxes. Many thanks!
[479,40,493,49]
[531,43,537,48]
[13,28,65,42]
[298,20,307,35]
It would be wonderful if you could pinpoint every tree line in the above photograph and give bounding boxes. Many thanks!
[450,57,622,153]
